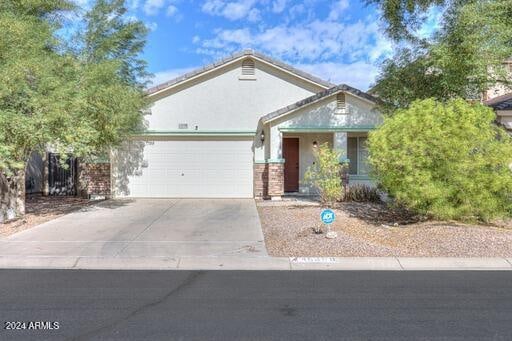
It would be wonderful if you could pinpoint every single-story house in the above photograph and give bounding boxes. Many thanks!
[28,49,383,200]
[485,92,512,131]
[108,50,382,200]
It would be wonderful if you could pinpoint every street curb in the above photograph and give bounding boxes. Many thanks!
[0,256,511,270]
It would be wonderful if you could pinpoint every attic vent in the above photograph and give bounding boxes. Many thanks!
[335,93,347,114]
[241,58,255,76]
[178,123,188,129]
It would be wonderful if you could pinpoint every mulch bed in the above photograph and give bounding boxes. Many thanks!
[0,195,92,237]
[258,202,512,257]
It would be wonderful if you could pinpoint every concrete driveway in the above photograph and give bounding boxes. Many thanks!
[0,199,267,258]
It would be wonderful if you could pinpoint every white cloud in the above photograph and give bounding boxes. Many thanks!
[296,61,379,90]
[201,17,393,63]
[327,0,349,21]
[127,0,141,10]
[192,35,201,43]
[144,0,166,15]
[197,8,394,90]
[166,4,178,17]
[73,0,90,6]
[417,6,443,39]
[271,0,287,13]
[202,0,260,21]
[150,66,198,87]
[146,21,158,31]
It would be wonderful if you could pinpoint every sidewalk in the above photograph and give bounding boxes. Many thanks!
[0,256,511,270]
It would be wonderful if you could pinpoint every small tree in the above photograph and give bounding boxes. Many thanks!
[304,143,347,206]
[0,0,148,222]
[368,98,512,222]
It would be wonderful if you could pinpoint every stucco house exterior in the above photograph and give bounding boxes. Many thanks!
[485,92,512,131]
[107,50,382,200]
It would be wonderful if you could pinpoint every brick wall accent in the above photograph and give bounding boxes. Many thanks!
[253,163,269,199]
[267,162,284,198]
[78,162,111,198]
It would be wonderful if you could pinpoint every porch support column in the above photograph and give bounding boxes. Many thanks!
[333,132,349,189]
[333,132,348,160]
[268,125,284,200]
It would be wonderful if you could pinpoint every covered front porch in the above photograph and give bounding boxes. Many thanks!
[278,130,372,196]
[253,85,382,200]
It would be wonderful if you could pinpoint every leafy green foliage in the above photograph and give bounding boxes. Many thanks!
[371,0,512,112]
[304,143,347,206]
[82,0,149,86]
[368,99,512,221]
[0,0,148,172]
[366,0,446,41]
[0,0,148,218]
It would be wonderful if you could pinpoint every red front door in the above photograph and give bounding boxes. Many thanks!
[283,138,299,192]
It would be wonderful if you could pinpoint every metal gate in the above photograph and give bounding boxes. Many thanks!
[48,153,77,196]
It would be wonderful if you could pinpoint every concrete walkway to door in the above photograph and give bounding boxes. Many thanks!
[0,199,267,259]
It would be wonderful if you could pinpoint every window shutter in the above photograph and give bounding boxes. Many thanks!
[241,59,255,76]
[335,92,347,114]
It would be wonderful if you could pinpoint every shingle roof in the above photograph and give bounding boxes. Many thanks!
[259,84,379,124]
[485,93,512,111]
[146,49,335,95]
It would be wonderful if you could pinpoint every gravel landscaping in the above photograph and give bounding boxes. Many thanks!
[0,196,92,237]
[257,202,512,257]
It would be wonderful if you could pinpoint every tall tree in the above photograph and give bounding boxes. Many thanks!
[82,0,149,86]
[0,0,148,222]
[369,0,512,112]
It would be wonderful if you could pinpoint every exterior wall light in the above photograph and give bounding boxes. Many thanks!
[260,130,265,143]
[312,141,318,148]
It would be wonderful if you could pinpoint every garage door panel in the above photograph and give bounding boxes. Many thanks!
[113,138,253,198]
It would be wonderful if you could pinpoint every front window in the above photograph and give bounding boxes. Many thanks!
[347,136,369,175]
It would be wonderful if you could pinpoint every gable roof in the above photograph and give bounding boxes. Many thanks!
[146,49,335,96]
[259,84,379,124]
[485,92,512,111]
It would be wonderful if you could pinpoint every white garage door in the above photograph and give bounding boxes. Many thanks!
[113,138,253,198]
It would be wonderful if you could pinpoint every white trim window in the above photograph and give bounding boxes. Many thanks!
[347,136,369,175]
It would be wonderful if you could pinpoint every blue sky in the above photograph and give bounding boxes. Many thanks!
[76,0,440,90]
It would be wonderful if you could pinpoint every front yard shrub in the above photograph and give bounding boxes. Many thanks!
[345,184,381,203]
[368,98,512,222]
[304,143,347,206]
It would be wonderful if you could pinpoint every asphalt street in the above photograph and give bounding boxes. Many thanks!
[0,270,511,340]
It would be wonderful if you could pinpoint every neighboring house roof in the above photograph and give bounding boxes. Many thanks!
[146,49,335,96]
[485,92,512,110]
[260,84,379,124]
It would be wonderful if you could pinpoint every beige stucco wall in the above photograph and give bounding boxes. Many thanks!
[268,92,382,160]
[497,110,512,130]
[146,59,323,132]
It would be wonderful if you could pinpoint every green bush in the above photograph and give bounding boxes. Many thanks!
[368,98,512,222]
[304,143,347,206]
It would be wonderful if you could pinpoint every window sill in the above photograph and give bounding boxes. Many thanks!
[238,75,257,81]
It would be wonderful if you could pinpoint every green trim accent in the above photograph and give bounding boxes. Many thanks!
[132,130,256,137]
[279,126,376,132]
[254,160,267,164]
[349,174,372,180]
[267,158,285,163]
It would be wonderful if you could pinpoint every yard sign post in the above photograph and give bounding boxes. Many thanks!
[320,209,337,239]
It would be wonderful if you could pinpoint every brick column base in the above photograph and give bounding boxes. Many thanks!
[268,162,284,199]
[78,162,111,199]
[253,163,269,199]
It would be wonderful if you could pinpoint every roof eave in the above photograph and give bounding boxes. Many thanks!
[146,49,334,98]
